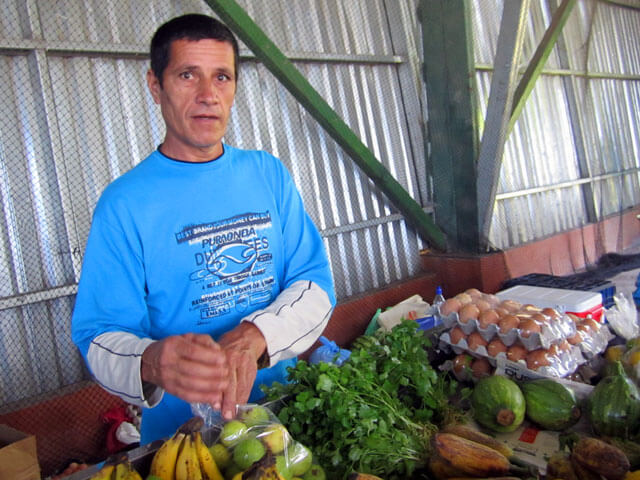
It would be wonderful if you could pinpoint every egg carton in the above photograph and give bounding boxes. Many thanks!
[439,331,586,378]
[438,308,577,351]
[565,316,615,359]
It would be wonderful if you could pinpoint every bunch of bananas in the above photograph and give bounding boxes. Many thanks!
[428,424,532,479]
[149,418,223,480]
[89,457,142,480]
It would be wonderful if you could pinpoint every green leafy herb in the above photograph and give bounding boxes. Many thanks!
[262,320,459,479]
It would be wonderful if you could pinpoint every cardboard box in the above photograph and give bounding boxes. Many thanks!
[0,424,40,480]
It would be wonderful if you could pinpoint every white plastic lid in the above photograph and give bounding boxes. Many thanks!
[496,285,602,312]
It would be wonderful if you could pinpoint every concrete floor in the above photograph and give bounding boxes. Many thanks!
[608,240,640,300]
[603,241,640,342]
[608,266,640,300]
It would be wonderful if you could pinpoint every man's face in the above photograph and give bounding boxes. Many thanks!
[147,38,236,162]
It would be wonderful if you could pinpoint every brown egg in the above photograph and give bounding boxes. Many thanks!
[566,329,584,345]
[471,357,492,379]
[507,343,528,362]
[487,338,508,357]
[500,299,522,313]
[576,323,593,339]
[467,331,488,351]
[526,349,551,370]
[542,307,561,319]
[452,353,473,376]
[455,293,473,305]
[494,307,509,318]
[465,288,484,299]
[440,297,462,316]
[518,318,542,338]
[531,312,549,324]
[458,304,480,324]
[557,339,571,352]
[567,313,581,323]
[498,314,520,334]
[477,309,500,330]
[522,303,542,312]
[483,293,501,307]
[473,299,492,313]
[581,317,600,332]
[449,326,466,345]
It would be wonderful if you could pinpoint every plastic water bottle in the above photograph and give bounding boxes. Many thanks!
[309,336,351,366]
[432,286,445,309]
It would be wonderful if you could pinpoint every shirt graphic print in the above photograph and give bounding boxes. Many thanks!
[178,211,277,324]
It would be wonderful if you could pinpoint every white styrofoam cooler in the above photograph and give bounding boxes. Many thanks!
[496,285,604,320]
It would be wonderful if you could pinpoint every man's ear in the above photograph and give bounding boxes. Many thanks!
[146,69,161,104]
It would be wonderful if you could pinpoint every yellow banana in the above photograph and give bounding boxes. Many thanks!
[150,432,187,480]
[193,431,224,480]
[175,434,203,480]
[88,464,115,480]
[123,464,144,480]
[112,462,130,480]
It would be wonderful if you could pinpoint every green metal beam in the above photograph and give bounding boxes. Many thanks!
[507,0,576,134]
[419,0,479,252]
[204,0,447,251]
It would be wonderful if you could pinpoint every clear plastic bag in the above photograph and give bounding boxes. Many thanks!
[193,403,323,479]
[606,291,640,340]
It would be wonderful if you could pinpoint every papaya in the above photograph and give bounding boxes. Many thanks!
[520,378,581,431]
[471,375,525,433]
[588,361,640,438]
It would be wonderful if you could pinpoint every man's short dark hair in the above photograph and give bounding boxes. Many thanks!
[150,13,239,87]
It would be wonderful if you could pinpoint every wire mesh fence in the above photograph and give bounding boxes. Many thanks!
[0,0,638,476]
[0,1,427,475]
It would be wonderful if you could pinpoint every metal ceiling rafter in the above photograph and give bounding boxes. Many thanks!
[476,0,532,250]
[203,0,447,251]
[477,0,577,249]
[508,0,577,135]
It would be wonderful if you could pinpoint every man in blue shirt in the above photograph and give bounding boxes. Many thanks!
[71,13,335,443]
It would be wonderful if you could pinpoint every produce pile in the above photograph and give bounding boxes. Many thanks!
[464,366,640,480]
[261,289,640,479]
[87,413,330,480]
[85,287,640,480]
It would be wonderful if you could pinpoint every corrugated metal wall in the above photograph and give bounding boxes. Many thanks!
[474,0,640,250]
[0,0,638,408]
[0,0,428,407]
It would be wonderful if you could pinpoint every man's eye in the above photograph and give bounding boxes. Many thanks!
[180,71,193,79]
[217,73,230,82]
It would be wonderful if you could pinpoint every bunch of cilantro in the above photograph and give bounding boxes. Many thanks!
[262,320,460,479]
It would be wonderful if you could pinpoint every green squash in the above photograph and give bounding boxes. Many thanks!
[471,375,526,433]
[521,378,581,431]
[588,361,640,438]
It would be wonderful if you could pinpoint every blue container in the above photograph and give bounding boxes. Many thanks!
[309,336,351,366]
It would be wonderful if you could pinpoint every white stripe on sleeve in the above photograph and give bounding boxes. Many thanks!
[87,332,163,408]
[243,280,333,365]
